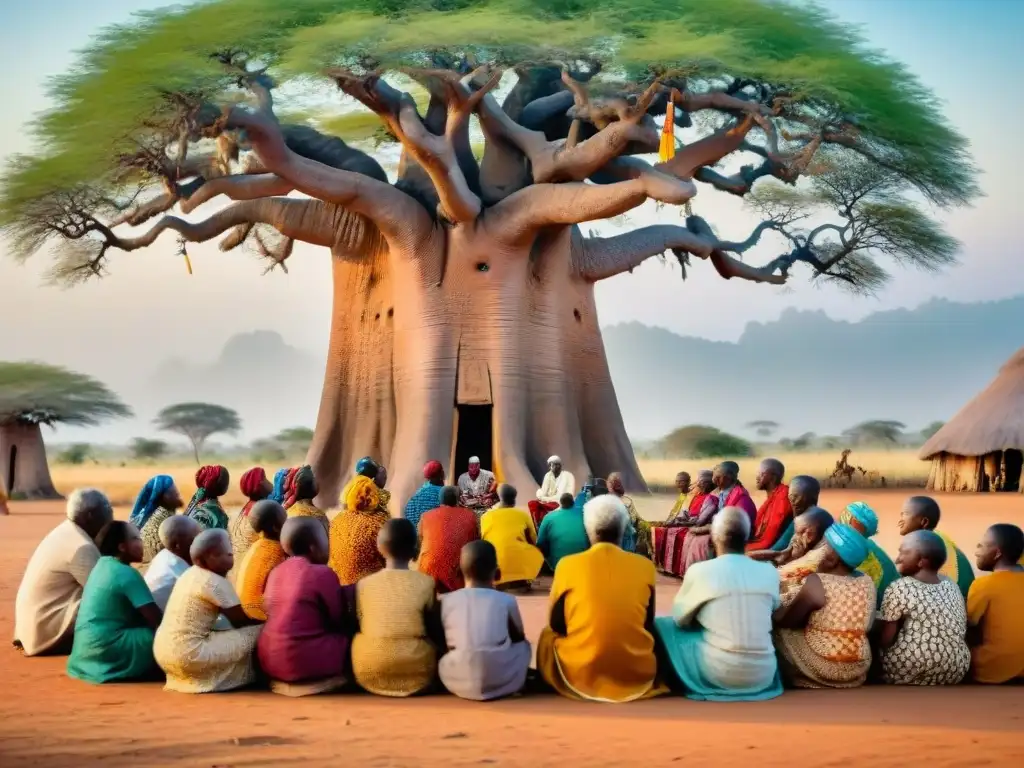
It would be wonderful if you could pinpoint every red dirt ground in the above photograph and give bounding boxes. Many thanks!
[2,489,1023,767]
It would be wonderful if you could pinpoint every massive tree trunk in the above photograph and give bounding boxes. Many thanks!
[308,224,648,512]
[0,422,62,500]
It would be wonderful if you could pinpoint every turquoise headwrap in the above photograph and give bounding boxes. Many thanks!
[128,475,174,528]
[269,468,290,503]
[841,501,879,538]
[824,523,869,569]
[355,456,378,477]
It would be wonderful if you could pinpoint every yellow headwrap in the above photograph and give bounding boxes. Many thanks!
[344,475,380,513]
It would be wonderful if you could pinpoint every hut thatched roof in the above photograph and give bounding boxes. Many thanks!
[920,346,1024,459]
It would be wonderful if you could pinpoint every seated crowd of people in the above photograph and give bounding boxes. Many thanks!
[9,455,1024,703]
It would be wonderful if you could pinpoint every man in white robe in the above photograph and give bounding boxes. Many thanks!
[529,456,576,527]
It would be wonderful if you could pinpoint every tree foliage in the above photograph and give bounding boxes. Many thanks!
[154,402,241,463]
[0,362,132,427]
[0,0,977,291]
[656,424,753,458]
[842,419,905,446]
[919,420,945,442]
[56,443,92,465]
[746,419,779,438]
[130,437,170,461]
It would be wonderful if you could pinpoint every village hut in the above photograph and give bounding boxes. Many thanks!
[919,347,1024,493]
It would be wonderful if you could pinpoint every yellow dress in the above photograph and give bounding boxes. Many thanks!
[351,568,438,697]
[152,566,262,693]
[235,536,287,621]
[536,542,667,702]
[966,570,1024,684]
[288,499,330,536]
[480,506,544,585]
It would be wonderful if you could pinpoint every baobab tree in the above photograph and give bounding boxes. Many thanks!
[0,363,131,499]
[0,1,977,508]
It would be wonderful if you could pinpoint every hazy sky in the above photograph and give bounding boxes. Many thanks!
[1,0,1022,440]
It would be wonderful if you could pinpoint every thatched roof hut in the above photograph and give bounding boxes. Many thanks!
[919,346,1024,492]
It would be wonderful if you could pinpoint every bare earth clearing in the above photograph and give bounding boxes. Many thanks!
[2,490,1023,767]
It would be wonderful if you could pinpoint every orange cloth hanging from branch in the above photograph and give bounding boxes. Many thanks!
[658,93,676,163]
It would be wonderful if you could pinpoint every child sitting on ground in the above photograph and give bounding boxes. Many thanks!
[351,518,444,697]
[235,500,288,620]
[439,540,532,701]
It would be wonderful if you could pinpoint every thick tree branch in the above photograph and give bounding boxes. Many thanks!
[655,114,756,180]
[216,106,431,245]
[490,173,696,245]
[178,173,294,214]
[575,219,786,283]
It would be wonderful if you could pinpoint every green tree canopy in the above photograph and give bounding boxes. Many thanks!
[746,419,779,438]
[130,436,170,461]
[154,402,241,463]
[919,420,945,441]
[0,0,977,290]
[842,419,906,446]
[0,362,132,427]
[656,424,753,458]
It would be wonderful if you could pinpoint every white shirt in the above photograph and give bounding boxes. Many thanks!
[14,519,100,656]
[537,470,576,502]
[145,549,232,630]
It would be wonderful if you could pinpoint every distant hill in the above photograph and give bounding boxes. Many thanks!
[147,330,324,442]
[603,296,1024,441]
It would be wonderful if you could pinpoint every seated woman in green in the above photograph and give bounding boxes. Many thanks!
[67,521,162,684]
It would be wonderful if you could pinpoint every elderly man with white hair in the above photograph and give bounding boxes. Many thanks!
[528,455,576,527]
[456,456,498,516]
[14,488,114,656]
[653,506,783,701]
[535,494,667,702]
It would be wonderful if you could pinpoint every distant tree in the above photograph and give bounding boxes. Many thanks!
[57,443,92,465]
[274,426,315,454]
[746,420,780,439]
[250,437,287,464]
[821,436,842,450]
[130,437,169,461]
[842,420,906,446]
[0,362,131,499]
[919,420,945,441]
[656,425,753,459]
[791,432,816,450]
[155,403,241,464]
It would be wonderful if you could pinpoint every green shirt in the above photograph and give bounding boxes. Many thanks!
[537,508,590,570]
[67,556,157,684]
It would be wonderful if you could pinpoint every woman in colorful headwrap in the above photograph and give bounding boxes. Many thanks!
[185,465,231,531]
[608,472,650,558]
[839,501,898,609]
[229,467,272,565]
[328,475,389,585]
[774,523,876,689]
[285,465,330,535]
[404,460,445,529]
[268,468,293,504]
[131,475,185,562]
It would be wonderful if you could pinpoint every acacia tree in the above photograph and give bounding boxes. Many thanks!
[0,363,132,499]
[843,419,906,446]
[0,1,977,508]
[155,402,242,464]
[746,420,779,439]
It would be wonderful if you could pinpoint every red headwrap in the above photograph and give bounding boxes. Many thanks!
[423,460,443,480]
[240,467,267,498]
[195,465,226,494]
[282,467,301,509]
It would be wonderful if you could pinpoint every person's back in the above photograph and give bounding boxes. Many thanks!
[440,588,530,701]
[418,503,479,592]
[968,570,1024,683]
[537,504,589,569]
[684,555,778,657]
[481,503,543,586]
[15,519,100,656]
[551,543,657,699]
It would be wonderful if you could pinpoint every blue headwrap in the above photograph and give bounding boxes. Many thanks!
[841,502,879,538]
[269,468,290,503]
[824,523,869,569]
[128,475,175,528]
[355,456,377,476]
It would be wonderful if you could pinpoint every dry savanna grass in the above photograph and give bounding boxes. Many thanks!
[47,449,927,506]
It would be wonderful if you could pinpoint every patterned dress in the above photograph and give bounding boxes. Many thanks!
[351,568,438,697]
[140,507,176,563]
[189,499,229,531]
[228,509,258,569]
[328,509,389,586]
[288,499,330,536]
[153,566,262,693]
[775,572,876,689]
[879,577,970,685]
[417,505,480,593]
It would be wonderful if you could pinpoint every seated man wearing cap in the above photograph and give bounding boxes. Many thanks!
[528,456,576,528]
[457,457,498,517]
